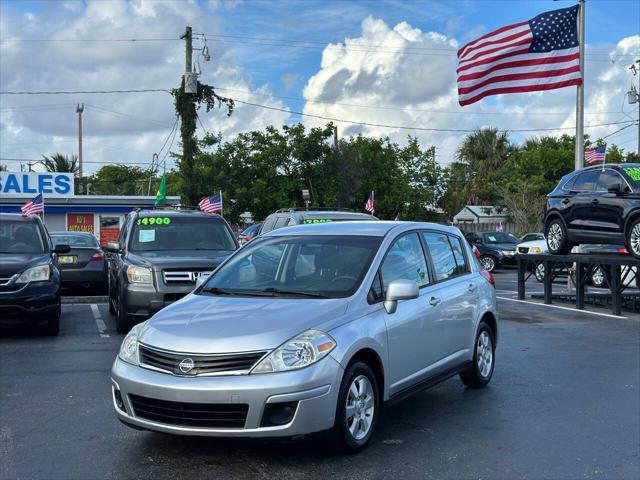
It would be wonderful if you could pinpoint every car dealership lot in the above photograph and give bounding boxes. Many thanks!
[1,271,639,480]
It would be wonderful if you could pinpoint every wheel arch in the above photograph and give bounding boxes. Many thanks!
[623,210,640,240]
[343,348,385,404]
[544,210,566,231]
[479,311,498,347]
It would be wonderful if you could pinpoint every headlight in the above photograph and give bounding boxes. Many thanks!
[532,247,542,254]
[252,329,336,374]
[501,250,515,256]
[15,265,50,284]
[118,323,143,365]
[127,266,153,284]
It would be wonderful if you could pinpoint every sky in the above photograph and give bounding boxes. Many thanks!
[0,0,639,175]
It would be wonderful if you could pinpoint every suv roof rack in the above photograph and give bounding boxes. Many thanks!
[275,207,354,213]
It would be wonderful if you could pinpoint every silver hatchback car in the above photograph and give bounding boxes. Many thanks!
[111,221,498,452]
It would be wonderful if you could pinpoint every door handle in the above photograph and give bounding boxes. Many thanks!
[561,198,570,205]
[429,297,441,307]
[468,283,477,292]
[591,198,599,204]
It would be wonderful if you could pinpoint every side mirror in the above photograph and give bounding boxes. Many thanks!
[195,272,211,289]
[105,241,121,253]
[608,183,622,195]
[52,244,70,254]
[384,279,419,314]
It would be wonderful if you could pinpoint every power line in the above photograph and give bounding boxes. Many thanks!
[0,157,160,166]
[601,122,639,141]
[0,89,171,95]
[84,104,175,129]
[0,37,179,43]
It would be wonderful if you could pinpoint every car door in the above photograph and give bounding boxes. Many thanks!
[569,169,601,232]
[421,231,478,360]
[109,216,130,292]
[378,232,436,394]
[593,169,626,234]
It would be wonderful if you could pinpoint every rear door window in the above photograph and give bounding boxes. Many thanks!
[421,232,458,282]
[274,216,291,230]
[572,170,600,191]
[448,236,470,275]
[260,215,277,234]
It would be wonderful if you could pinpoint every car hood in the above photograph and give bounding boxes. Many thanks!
[138,293,349,354]
[129,250,235,270]
[0,253,50,278]
[517,239,547,250]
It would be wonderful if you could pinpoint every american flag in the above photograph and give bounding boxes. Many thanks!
[585,146,606,164]
[21,193,44,216]
[198,192,223,214]
[457,5,581,106]
[365,191,375,215]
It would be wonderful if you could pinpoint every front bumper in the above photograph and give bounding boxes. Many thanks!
[111,355,344,437]
[498,253,517,266]
[122,282,195,318]
[0,280,60,326]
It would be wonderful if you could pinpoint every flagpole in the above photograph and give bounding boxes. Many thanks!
[219,190,223,217]
[575,0,585,171]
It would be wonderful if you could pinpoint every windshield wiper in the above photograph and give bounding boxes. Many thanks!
[258,288,330,298]
[201,287,236,296]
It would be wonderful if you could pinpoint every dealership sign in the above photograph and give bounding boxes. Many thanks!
[0,172,75,198]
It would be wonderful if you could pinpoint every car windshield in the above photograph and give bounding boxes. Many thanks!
[130,216,236,252]
[52,234,99,248]
[482,233,519,244]
[0,220,46,254]
[200,235,381,298]
[619,165,640,187]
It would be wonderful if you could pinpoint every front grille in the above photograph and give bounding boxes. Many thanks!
[518,247,529,254]
[129,394,248,428]
[162,270,212,285]
[138,344,268,376]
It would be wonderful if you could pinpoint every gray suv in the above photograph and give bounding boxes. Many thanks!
[111,221,498,451]
[106,209,238,333]
[259,208,377,235]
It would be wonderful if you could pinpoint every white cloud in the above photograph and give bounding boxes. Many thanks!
[302,16,639,164]
[0,0,290,173]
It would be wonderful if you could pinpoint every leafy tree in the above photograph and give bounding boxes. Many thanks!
[89,165,150,196]
[39,153,79,173]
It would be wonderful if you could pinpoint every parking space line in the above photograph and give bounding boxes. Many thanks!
[90,304,110,337]
[0,426,17,480]
[497,296,627,319]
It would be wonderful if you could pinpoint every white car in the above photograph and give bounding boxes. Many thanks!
[516,239,547,282]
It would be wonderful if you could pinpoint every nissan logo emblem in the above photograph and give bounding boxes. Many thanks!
[179,358,195,374]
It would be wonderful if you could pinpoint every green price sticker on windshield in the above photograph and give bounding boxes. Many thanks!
[302,219,334,224]
[623,166,640,182]
[137,217,171,226]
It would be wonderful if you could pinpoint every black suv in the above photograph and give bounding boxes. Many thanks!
[0,213,70,335]
[544,164,640,258]
[106,209,238,333]
[259,208,377,235]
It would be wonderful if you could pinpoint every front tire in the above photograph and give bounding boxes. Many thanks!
[545,218,571,255]
[327,362,379,453]
[115,289,132,334]
[480,255,496,273]
[591,267,606,288]
[460,322,495,388]
[534,264,545,283]
[41,303,61,336]
[626,218,640,259]
[108,280,116,315]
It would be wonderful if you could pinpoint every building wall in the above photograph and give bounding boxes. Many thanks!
[43,213,66,232]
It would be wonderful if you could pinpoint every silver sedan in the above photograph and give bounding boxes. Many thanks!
[111,221,498,452]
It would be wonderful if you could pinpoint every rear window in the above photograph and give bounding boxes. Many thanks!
[52,234,99,248]
[0,220,46,254]
[130,216,236,252]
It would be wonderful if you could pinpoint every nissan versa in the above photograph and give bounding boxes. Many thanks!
[111,221,498,452]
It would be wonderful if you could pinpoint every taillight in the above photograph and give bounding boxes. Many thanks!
[472,245,481,260]
[619,247,629,254]
[90,252,105,261]
[480,269,496,289]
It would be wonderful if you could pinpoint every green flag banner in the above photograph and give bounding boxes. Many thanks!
[155,175,167,206]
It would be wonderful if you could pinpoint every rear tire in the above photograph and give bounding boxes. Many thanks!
[115,290,132,334]
[626,218,640,259]
[534,264,545,283]
[41,303,61,336]
[326,361,379,453]
[545,218,571,255]
[460,322,495,389]
[591,267,606,288]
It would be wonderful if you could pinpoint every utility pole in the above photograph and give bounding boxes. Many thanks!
[628,59,640,154]
[76,103,84,193]
[575,0,585,171]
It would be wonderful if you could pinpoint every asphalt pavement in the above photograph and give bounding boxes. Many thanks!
[1,271,639,480]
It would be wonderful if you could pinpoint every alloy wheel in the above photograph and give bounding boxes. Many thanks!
[592,267,605,287]
[476,331,493,378]
[547,222,563,251]
[481,256,495,272]
[345,375,375,441]
[631,224,640,256]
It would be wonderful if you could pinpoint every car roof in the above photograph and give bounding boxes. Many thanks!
[50,231,95,236]
[0,213,38,222]
[264,220,462,237]
[135,209,223,219]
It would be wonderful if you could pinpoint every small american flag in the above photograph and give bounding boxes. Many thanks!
[21,193,44,216]
[365,192,375,215]
[585,146,606,164]
[198,192,223,214]
[457,5,581,106]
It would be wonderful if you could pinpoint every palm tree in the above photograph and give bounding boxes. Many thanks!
[39,153,79,174]
[456,128,511,204]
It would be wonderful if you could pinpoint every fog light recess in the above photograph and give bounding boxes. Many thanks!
[260,401,299,427]
[113,388,126,413]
